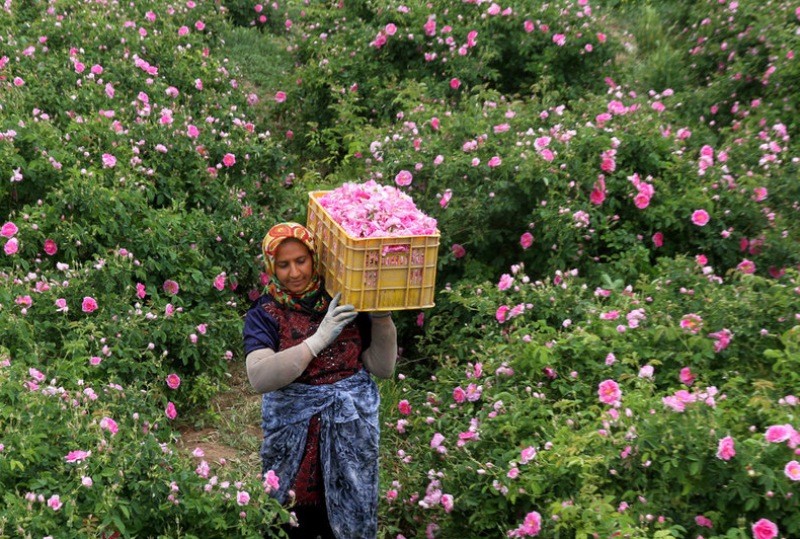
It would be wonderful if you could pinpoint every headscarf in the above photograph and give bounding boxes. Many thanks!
[261,222,329,313]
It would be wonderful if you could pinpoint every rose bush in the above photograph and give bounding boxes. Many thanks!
[2,0,800,536]
[0,0,301,399]
[381,259,800,537]
[1,0,298,534]
[0,353,288,537]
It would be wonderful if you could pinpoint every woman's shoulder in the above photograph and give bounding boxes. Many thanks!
[245,294,278,321]
[247,293,274,310]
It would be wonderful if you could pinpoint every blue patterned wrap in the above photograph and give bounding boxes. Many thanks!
[260,368,380,539]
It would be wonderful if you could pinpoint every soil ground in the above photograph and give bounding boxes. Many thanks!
[176,360,263,469]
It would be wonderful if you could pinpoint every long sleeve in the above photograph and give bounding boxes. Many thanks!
[246,343,315,393]
[360,316,397,379]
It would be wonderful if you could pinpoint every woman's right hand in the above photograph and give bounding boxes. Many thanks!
[305,293,357,356]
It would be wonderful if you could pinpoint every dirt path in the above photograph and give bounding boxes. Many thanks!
[177,360,263,467]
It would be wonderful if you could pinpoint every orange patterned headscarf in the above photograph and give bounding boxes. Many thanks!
[261,222,327,312]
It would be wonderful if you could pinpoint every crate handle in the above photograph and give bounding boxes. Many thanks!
[381,244,410,256]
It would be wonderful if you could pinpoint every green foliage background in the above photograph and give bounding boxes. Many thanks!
[1,0,799,537]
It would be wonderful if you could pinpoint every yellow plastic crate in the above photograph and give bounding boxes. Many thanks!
[307,191,440,312]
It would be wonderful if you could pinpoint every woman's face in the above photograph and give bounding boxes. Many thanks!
[274,239,314,295]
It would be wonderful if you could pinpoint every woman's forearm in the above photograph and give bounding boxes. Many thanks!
[246,343,315,393]
[361,316,397,378]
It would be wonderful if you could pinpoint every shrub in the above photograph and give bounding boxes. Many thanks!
[3,0,800,536]
[0,354,288,538]
[381,260,800,537]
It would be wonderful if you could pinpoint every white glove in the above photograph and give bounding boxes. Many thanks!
[304,293,358,356]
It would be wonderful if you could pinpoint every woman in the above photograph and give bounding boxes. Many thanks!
[243,222,397,539]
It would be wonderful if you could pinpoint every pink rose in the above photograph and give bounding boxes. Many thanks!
[520,446,537,464]
[163,280,180,295]
[424,19,436,36]
[590,186,606,205]
[165,401,178,420]
[596,112,612,125]
[166,373,181,390]
[4,238,19,255]
[450,78,461,90]
[236,490,250,506]
[716,435,736,460]
[453,387,466,404]
[398,400,411,415]
[101,153,117,168]
[439,189,452,208]
[520,232,533,249]
[652,232,664,247]
[1,222,18,238]
[451,244,466,258]
[737,259,756,274]
[213,272,226,291]
[523,511,542,535]
[695,515,713,529]
[495,305,510,323]
[65,449,91,463]
[634,193,651,209]
[43,239,58,255]
[785,460,800,481]
[99,416,119,435]
[222,153,236,167]
[264,469,280,492]
[394,170,413,187]
[691,209,710,226]
[274,91,287,103]
[598,379,621,406]
[680,313,703,334]
[751,518,778,539]
[47,494,63,511]
[441,493,454,513]
[430,432,445,449]
[81,297,98,313]
[497,274,513,291]
[764,424,793,443]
